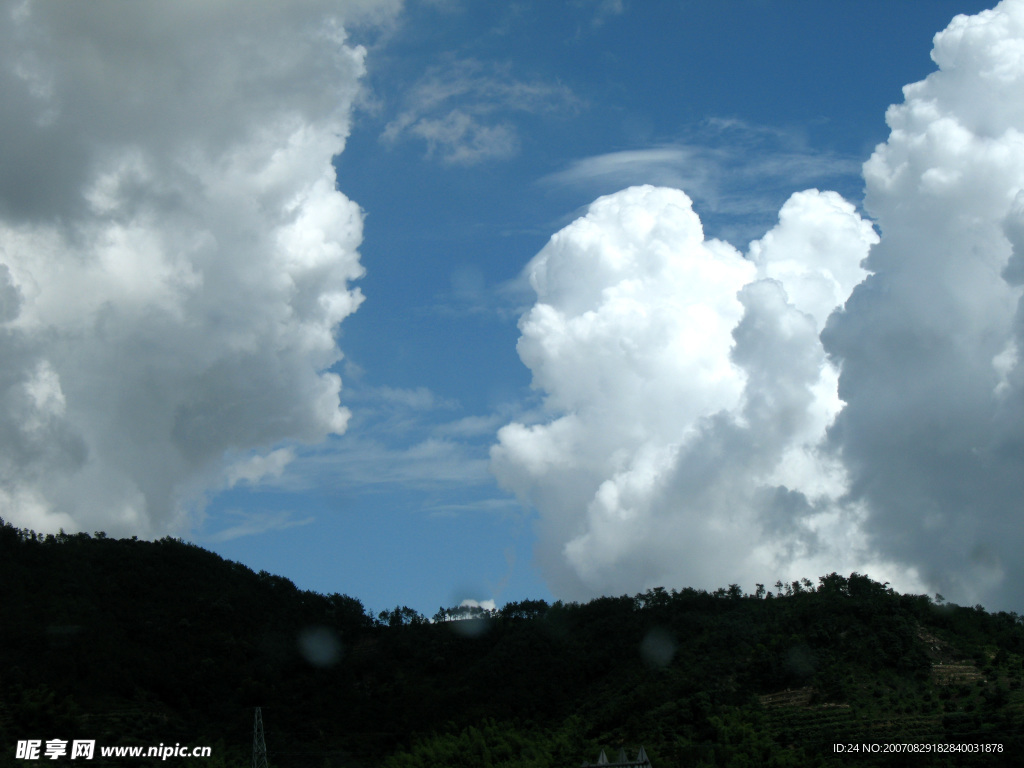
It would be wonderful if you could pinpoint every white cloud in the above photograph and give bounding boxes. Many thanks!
[302,435,494,491]
[423,497,522,519]
[239,378,521,531]
[382,57,580,164]
[497,0,1024,611]
[225,448,297,490]
[459,598,497,611]
[750,190,874,329]
[202,508,316,544]
[360,385,459,411]
[0,0,400,537]
[543,146,719,198]
[434,413,507,439]
[491,185,900,600]
[542,122,863,228]
[823,0,1024,610]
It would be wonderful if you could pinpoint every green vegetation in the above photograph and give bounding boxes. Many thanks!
[1,519,1022,767]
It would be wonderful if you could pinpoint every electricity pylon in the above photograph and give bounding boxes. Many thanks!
[252,707,269,768]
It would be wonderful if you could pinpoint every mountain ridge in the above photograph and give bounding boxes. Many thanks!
[2,519,1022,767]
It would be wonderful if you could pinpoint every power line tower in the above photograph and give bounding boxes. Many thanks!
[252,708,269,768]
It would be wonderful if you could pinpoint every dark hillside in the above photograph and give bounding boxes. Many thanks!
[1,519,1022,767]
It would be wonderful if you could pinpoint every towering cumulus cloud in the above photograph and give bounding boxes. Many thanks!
[492,186,883,599]
[824,0,1024,609]
[496,0,1024,608]
[0,1,396,536]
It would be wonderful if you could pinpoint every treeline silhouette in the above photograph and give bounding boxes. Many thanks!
[1,519,1022,767]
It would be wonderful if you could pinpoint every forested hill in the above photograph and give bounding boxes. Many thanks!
[1,519,1023,767]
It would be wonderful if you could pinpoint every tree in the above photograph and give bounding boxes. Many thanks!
[433,606,452,623]
[378,606,427,627]
[499,599,549,621]
[817,573,849,597]
[328,593,374,630]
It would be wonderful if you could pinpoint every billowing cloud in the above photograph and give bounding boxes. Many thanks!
[0,0,399,537]
[491,185,892,600]
[823,0,1024,610]
[495,0,1024,611]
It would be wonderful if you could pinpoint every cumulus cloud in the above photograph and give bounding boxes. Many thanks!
[496,0,1024,611]
[823,0,1024,610]
[0,0,399,537]
[491,185,891,600]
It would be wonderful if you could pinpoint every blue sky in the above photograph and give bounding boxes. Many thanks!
[5,0,1024,616]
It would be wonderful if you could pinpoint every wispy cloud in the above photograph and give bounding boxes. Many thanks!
[202,509,315,544]
[423,497,523,520]
[324,435,493,489]
[541,119,863,237]
[239,380,502,497]
[382,57,581,164]
[591,0,626,26]
[433,413,507,439]
[543,146,718,199]
[345,384,460,413]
